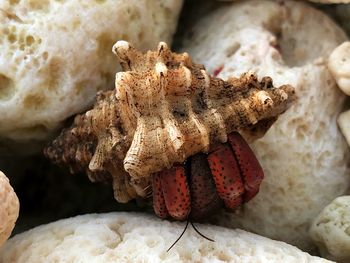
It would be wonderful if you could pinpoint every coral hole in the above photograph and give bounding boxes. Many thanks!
[28,0,50,11]
[0,74,15,101]
[97,33,117,58]
[263,9,331,68]
[276,31,311,68]
[9,0,20,4]
[225,42,240,58]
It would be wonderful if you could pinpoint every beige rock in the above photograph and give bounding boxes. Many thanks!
[218,0,350,3]
[308,0,350,3]
[182,0,349,251]
[0,171,19,248]
[310,196,350,263]
[338,110,350,146]
[0,212,333,263]
[0,0,182,146]
[328,42,350,95]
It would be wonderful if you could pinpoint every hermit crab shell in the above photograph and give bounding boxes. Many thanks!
[45,41,295,203]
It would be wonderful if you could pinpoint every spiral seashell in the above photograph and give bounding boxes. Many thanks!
[45,41,296,203]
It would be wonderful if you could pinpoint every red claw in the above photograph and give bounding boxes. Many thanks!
[153,165,191,221]
[152,172,169,219]
[207,144,244,210]
[189,154,222,221]
[228,132,264,202]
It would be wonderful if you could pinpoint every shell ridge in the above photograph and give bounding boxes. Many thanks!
[162,102,185,158]
[123,117,147,177]
[200,69,228,144]
[188,107,210,152]
[111,165,135,203]
[158,64,184,162]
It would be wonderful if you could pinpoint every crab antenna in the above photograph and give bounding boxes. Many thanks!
[167,220,215,252]
[190,221,214,242]
[167,220,190,252]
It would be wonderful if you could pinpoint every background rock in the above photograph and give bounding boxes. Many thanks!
[0,212,333,263]
[0,0,183,154]
[181,0,350,251]
[0,171,19,247]
[310,196,350,263]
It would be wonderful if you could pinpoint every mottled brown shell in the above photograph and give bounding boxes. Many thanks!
[45,41,295,203]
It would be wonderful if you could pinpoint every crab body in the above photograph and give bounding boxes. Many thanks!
[152,132,263,221]
[45,41,295,221]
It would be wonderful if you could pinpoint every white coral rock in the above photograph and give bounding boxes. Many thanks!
[338,110,350,146]
[307,0,350,3]
[310,196,350,263]
[182,0,349,251]
[0,171,19,248]
[328,42,350,95]
[0,212,333,263]
[0,0,182,147]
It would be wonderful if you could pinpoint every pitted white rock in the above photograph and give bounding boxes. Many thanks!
[328,42,350,95]
[182,0,349,251]
[0,212,333,263]
[0,171,19,248]
[310,196,350,263]
[0,0,183,149]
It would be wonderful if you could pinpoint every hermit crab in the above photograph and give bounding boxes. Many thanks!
[45,41,295,222]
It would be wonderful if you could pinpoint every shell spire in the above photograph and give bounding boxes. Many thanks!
[45,41,296,202]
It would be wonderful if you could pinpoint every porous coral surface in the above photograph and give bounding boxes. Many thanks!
[328,42,350,95]
[182,0,350,251]
[0,171,19,248]
[310,196,350,263]
[0,0,182,148]
[308,0,350,3]
[0,212,333,263]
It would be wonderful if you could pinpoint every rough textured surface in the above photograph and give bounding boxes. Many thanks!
[0,212,333,263]
[328,42,350,95]
[0,0,183,148]
[0,171,19,248]
[308,0,350,3]
[181,0,350,251]
[338,110,350,146]
[219,0,350,3]
[310,196,350,263]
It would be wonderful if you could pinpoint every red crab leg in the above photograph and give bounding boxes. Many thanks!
[189,154,222,221]
[207,144,244,210]
[154,165,191,221]
[228,132,264,202]
[152,172,169,219]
